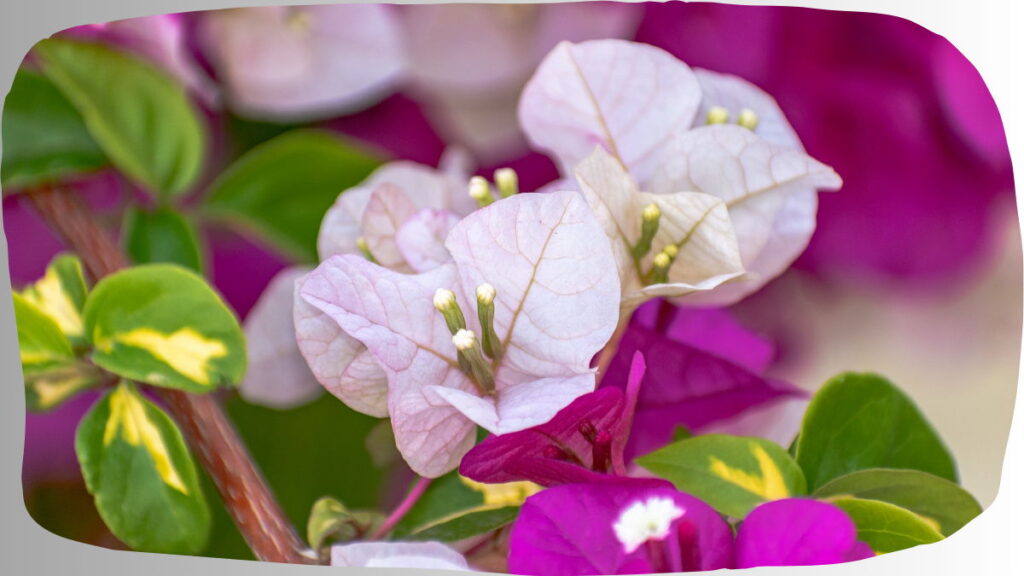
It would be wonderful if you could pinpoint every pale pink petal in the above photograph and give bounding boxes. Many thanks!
[519,39,701,181]
[200,5,405,121]
[432,372,594,435]
[361,184,419,271]
[301,259,476,477]
[240,267,321,409]
[396,209,460,273]
[694,68,803,150]
[445,191,621,377]
[331,541,469,570]
[574,147,744,309]
[317,159,469,261]
[318,185,374,261]
[293,273,387,418]
[651,125,842,305]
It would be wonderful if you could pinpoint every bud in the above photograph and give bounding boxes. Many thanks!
[737,108,759,131]
[469,176,495,207]
[662,243,679,259]
[433,288,467,334]
[356,236,378,264]
[452,328,477,351]
[452,329,495,394]
[642,203,661,223]
[633,203,662,261]
[706,105,730,125]
[476,283,503,360]
[476,283,496,305]
[648,251,672,285]
[494,168,519,198]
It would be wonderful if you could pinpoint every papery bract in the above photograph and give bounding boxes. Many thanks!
[301,191,620,476]
[460,352,646,486]
[331,541,470,570]
[198,5,405,121]
[736,499,874,567]
[649,125,842,304]
[289,155,472,417]
[693,68,802,149]
[575,146,743,310]
[239,266,321,409]
[507,480,734,575]
[603,300,804,460]
[519,39,701,181]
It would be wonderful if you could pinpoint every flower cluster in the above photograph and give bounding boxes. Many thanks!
[8,5,995,572]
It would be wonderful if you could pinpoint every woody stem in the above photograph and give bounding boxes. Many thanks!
[26,187,317,565]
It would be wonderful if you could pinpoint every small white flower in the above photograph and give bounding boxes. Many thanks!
[613,496,685,554]
[452,329,478,351]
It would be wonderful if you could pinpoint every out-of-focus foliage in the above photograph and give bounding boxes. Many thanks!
[122,206,204,271]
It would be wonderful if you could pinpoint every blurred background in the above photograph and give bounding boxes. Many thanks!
[2,2,1017,558]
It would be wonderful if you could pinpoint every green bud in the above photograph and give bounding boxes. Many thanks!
[476,283,503,361]
[649,251,672,285]
[737,108,759,131]
[453,329,495,395]
[469,176,496,207]
[707,106,730,125]
[494,168,519,198]
[632,203,662,261]
[433,288,467,335]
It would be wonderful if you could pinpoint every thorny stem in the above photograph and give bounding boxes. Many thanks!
[27,187,317,565]
[370,476,432,540]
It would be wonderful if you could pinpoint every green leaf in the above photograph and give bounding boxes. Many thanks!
[76,382,211,554]
[12,292,74,373]
[830,497,943,554]
[83,264,246,392]
[204,130,380,262]
[34,38,205,197]
[637,434,807,518]
[25,361,101,412]
[393,472,486,538]
[123,206,203,271]
[406,506,520,543]
[813,469,981,536]
[306,497,381,553]
[1,67,107,190]
[20,253,89,344]
[795,373,957,491]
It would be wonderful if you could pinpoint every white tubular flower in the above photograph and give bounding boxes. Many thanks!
[452,329,478,351]
[612,497,685,554]
[433,288,458,312]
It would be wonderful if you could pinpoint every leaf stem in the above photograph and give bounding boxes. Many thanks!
[370,476,432,540]
[26,186,317,564]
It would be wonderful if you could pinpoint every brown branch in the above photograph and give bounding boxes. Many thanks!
[27,187,316,564]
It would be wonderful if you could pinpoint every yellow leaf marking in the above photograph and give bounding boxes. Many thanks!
[23,267,82,338]
[709,444,790,501]
[103,385,188,494]
[113,328,228,386]
[460,476,542,507]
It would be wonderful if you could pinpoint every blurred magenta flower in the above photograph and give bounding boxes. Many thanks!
[736,499,874,567]
[636,3,1014,289]
[197,5,405,121]
[602,300,804,460]
[507,480,733,575]
[460,353,646,487]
